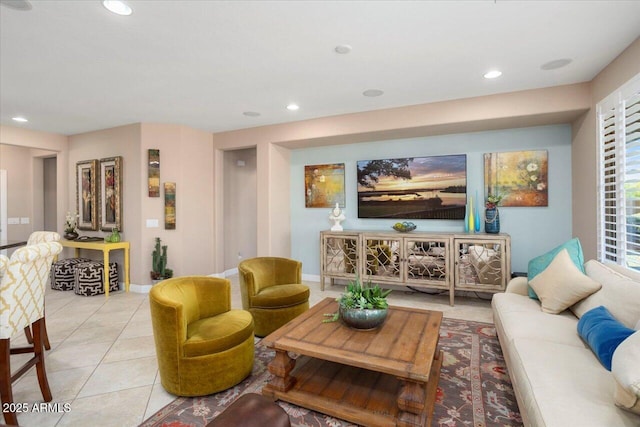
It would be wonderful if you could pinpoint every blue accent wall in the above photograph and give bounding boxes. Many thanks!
[290,124,573,275]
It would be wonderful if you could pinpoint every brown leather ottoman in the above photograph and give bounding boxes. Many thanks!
[206,393,290,427]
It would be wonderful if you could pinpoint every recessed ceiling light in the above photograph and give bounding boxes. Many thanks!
[541,58,572,70]
[483,70,502,79]
[286,104,299,111]
[335,45,352,54]
[0,0,32,11]
[12,116,28,122]
[102,0,132,16]
[363,89,384,97]
[243,111,260,117]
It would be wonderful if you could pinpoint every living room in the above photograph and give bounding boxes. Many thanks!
[1,1,640,426]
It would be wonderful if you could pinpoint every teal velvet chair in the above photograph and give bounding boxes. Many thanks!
[238,257,310,337]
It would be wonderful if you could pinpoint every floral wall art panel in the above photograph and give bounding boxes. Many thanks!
[164,182,176,229]
[100,156,123,231]
[484,150,548,207]
[76,159,99,230]
[304,163,345,208]
[148,149,160,197]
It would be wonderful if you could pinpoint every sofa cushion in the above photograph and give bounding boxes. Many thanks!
[250,283,310,308]
[612,330,640,415]
[528,249,601,314]
[492,292,587,348]
[508,339,638,427]
[571,260,640,329]
[184,309,254,357]
[506,338,640,427]
[577,306,635,371]
[527,238,585,299]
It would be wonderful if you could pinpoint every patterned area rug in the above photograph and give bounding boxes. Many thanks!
[140,318,522,427]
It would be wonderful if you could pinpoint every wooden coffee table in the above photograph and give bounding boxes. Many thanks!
[262,298,443,427]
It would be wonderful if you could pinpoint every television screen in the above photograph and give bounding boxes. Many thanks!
[357,155,467,219]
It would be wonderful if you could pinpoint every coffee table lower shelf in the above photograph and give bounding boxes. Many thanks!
[262,351,442,427]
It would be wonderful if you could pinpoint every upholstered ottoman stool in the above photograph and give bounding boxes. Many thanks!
[50,258,91,291]
[206,393,290,427]
[74,261,119,296]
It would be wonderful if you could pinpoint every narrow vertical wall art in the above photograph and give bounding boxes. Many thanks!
[164,182,176,230]
[148,149,160,197]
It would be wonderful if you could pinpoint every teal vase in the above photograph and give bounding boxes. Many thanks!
[485,208,500,234]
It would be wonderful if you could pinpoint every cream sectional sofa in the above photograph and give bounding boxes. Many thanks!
[492,260,640,427]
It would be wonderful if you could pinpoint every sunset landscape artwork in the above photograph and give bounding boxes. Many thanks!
[484,150,548,207]
[357,155,467,219]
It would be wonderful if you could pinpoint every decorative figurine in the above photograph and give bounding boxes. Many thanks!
[329,202,345,231]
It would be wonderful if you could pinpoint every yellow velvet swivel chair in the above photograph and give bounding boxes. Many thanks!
[238,257,310,337]
[149,276,255,397]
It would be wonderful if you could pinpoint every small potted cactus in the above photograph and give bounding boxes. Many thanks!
[150,237,173,281]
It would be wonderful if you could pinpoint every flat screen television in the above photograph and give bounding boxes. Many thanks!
[357,154,467,219]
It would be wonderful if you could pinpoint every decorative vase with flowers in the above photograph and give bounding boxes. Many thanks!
[64,211,79,240]
[323,276,392,330]
[485,194,503,234]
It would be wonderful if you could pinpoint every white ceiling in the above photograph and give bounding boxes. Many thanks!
[1,0,639,136]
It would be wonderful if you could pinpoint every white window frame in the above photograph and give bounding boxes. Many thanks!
[597,73,640,268]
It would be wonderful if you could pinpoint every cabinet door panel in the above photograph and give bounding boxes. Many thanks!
[322,234,359,277]
[454,239,507,292]
[405,238,450,289]
[362,235,402,283]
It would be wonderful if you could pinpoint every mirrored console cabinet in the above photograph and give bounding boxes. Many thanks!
[320,230,511,306]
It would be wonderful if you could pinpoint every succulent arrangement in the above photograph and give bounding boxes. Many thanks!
[323,276,392,323]
[486,194,503,209]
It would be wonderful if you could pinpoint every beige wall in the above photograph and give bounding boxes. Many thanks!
[0,126,69,242]
[139,124,215,281]
[66,123,215,284]
[67,124,141,277]
[572,37,640,260]
[223,148,257,270]
[0,144,34,241]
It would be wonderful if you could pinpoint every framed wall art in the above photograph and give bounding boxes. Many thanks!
[357,155,467,219]
[484,150,548,207]
[164,182,176,230]
[304,163,345,208]
[76,159,99,230]
[100,156,123,231]
[148,149,160,197]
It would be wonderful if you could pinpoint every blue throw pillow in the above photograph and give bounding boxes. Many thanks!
[577,306,635,371]
[527,238,585,299]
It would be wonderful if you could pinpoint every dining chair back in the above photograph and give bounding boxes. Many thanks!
[0,241,62,426]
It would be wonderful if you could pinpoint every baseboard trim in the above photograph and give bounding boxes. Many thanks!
[128,269,317,294]
[129,283,152,294]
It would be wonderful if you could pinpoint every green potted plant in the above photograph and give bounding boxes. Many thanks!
[324,276,392,330]
[150,237,173,281]
[485,193,503,234]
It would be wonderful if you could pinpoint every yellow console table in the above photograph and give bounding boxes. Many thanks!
[60,240,130,297]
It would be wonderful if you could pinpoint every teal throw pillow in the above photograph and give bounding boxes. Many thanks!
[527,238,585,299]
[577,305,635,371]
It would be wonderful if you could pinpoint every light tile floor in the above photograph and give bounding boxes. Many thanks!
[8,277,493,426]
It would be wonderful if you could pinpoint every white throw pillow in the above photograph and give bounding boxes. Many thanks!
[612,330,640,415]
[529,249,602,314]
[571,260,640,329]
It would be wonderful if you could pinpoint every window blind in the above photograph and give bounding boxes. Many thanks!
[597,73,640,268]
